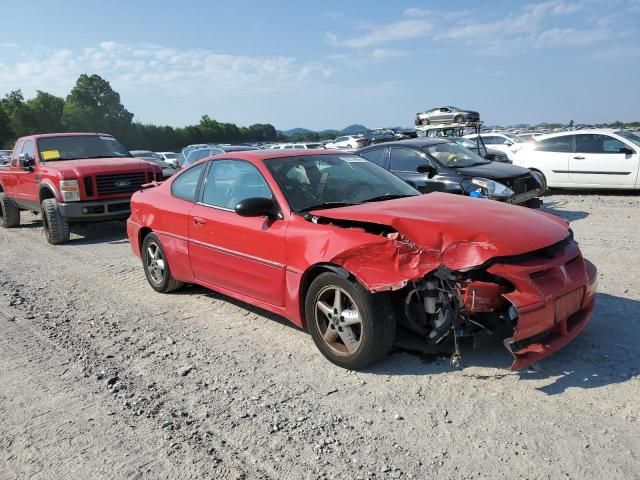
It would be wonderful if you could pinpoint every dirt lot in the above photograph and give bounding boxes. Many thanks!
[0,193,639,480]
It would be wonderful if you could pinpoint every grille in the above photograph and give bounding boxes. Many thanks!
[83,176,95,196]
[95,172,146,195]
[503,174,539,194]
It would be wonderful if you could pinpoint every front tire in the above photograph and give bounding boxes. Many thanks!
[142,232,184,293]
[420,118,430,126]
[0,193,20,228]
[41,198,70,244]
[305,272,396,369]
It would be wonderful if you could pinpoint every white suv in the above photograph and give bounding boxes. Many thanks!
[464,132,527,161]
[325,135,365,149]
[512,129,640,189]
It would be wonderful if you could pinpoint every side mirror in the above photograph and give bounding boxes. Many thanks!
[619,147,634,155]
[416,164,436,177]
[18,153,34,170]
[235,197,281,219]
[504,140,513,146]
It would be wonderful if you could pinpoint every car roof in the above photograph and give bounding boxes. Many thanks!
[25,132,112,140]
[535,128,622,140]
[189,148,349,167]
[361,138,451,150]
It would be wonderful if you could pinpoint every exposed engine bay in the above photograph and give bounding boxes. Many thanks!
[397,266,514,368]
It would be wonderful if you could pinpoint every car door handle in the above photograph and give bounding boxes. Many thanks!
[193,216,206,227]
[573,156,586,160]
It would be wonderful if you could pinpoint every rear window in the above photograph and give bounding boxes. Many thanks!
[535,136,574,153]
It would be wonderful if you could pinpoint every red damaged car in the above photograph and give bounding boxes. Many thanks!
[127,150,597,370]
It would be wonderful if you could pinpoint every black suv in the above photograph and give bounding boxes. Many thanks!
[358,138,543,206]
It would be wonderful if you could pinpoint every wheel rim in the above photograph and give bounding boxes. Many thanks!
[314,286,363,356]
[145,242,166,285]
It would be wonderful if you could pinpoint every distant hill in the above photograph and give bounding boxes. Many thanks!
[279,124,369,140]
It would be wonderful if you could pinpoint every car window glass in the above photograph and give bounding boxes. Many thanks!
[22,140,35,159]
[11,140,23,166]
[171,164,205,201]
[359,148,386,166]
[535,135,574,153]
[201,160,272,210]
[389,148,426,172]
[336,137,346,142]
[576,134,626,154]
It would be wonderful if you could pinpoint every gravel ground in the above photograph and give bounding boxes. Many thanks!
[0,193,639,480]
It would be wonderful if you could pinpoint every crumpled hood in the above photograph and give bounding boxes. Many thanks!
[311,192,569,270]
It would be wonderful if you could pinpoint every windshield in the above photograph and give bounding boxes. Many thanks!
[615,130,640,148]
[422,142,489,167]
[453,137,478,149]
[37,135,131,161]
[163,152,177,159]
[504,133,525,143]
[265,154,419,213]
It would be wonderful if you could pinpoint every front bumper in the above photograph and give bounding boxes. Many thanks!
[487,241,597,370]
[58,199,131,222]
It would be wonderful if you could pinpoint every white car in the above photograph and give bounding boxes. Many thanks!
[155,151,179,166]
[325,135,365,149]
[464,132,527,161]
[512,129,640,189]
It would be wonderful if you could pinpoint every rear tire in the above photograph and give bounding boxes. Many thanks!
[454,115,464,123]
[0,193,20,228]
[41,198,70,244]
[142,232,185,293]
[305,272,396,369]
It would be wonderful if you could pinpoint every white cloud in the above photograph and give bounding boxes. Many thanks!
[0,42,334,126]
[329,1,608,56]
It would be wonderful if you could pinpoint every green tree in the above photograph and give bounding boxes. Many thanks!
[0,104,15,148]
[26,91,65,133]
[0,90,39,138]
[62,74,133,137]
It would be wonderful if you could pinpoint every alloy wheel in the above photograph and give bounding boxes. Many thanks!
[314,286,363,356]
[146,242,166,285]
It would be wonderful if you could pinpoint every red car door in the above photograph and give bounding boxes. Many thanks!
[188,159,287,307]
[3,139,23,199]
[14,139,39,207]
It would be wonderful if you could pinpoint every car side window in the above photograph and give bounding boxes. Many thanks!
[535,135,574,153]
[576,134,626,154]
[22,140,35,160]
[171,164,205,201]
[389,148,426,172]
[359,148,386,167]
[11,140,24,167]
[201,160,272,210]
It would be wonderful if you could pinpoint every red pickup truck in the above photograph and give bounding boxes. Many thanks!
[0,132,161,244]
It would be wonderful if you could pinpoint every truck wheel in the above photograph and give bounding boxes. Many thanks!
[41,198,70,244]
[305,272,396,369]
[0,193,20,228]
[142,232,184,293]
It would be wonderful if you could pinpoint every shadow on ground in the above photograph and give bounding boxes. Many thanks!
[542,200,589,222]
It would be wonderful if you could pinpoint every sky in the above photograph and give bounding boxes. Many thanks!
[0,0,639,130]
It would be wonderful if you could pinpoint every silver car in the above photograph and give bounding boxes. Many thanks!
[415,106,480,126]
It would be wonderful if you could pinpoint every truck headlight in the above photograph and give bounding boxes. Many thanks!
[466,178,514,198]
[59,180,81,202]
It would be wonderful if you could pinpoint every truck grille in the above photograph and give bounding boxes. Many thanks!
[95,172,146,195]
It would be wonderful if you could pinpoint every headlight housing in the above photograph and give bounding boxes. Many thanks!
[464,177,514,199]
[59,180,80,202]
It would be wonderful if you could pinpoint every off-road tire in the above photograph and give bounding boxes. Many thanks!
[0,193,20,228]
[142,232,185,293]
[305,272,396,369]
[41,198,70,244]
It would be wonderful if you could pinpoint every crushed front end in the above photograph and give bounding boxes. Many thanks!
[397,235,597,369]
